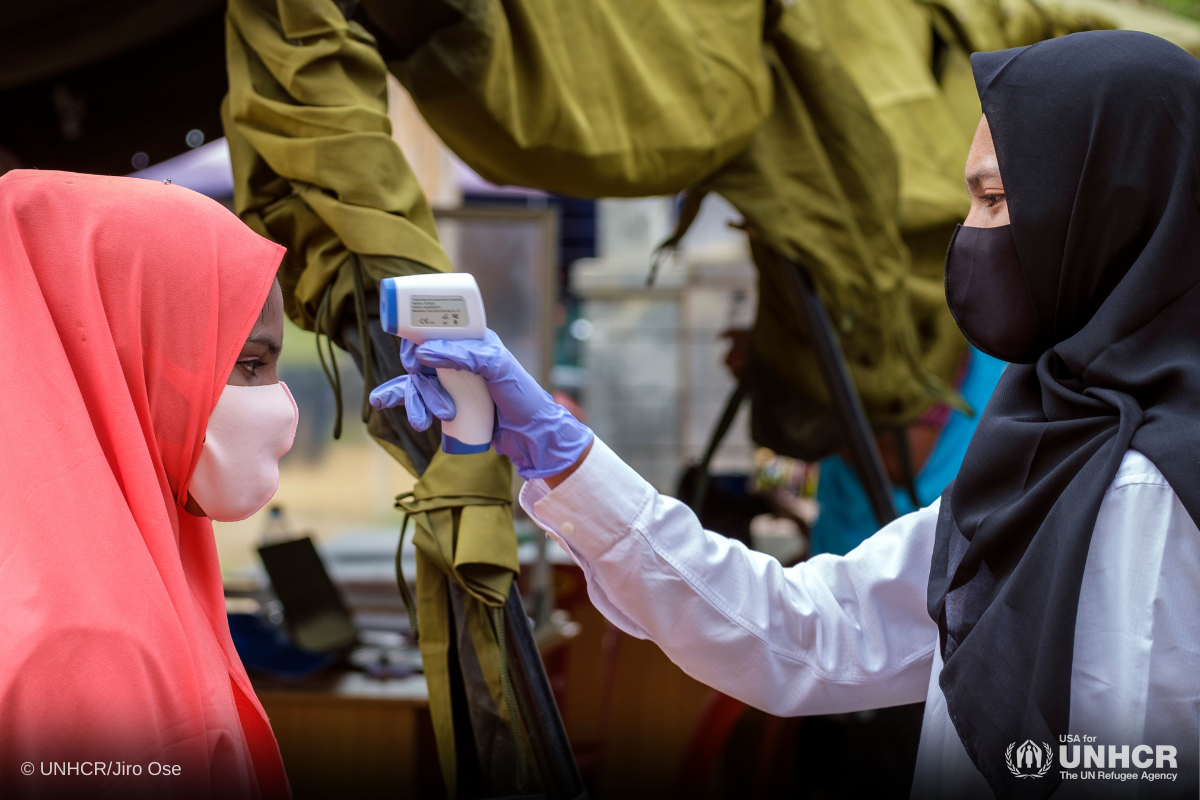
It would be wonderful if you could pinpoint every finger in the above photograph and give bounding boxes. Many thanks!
[411,373,457,421]
[416,329,512,378]
[403,383,433,431]
[413,339,479,373]
[399,338,423,376]
[369,376,410,410]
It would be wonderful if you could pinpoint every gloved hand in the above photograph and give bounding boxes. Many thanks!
[366,365,453,433]
[369,329,594,480]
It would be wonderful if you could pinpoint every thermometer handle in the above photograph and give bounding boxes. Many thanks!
[436,368,495,453]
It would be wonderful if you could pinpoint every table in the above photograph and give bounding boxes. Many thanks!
[253,671,442,799]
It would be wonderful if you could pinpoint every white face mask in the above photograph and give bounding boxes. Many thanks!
[189,382,298,522]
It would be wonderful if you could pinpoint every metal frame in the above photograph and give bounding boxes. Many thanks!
[688,252,897,529]
[504,586,588,800]
[772,250,898,527]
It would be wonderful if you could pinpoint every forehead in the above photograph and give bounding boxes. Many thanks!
[967,117,996,163]
[260,280,283,315]
[250,281,284,337]
[965,118,1002,184]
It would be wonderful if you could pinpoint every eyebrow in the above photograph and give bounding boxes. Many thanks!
[244,335,282,359]
[965,167,1002,195]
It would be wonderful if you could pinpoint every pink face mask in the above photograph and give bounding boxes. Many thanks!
[188,382,298,522]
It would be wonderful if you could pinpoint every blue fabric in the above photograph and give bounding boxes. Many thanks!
[228,613,340,681]
[809,349,1007,557]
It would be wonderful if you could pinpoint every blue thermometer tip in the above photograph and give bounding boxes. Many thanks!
[380,278,399,335]
[442,434,490,455]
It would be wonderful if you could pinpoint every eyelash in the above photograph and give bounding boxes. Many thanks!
[239,358,264,374]
[979,193,1005,207]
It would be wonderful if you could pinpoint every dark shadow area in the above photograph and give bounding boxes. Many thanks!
[0,7,226,176]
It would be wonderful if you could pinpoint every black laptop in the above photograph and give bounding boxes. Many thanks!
[257,536,358,652]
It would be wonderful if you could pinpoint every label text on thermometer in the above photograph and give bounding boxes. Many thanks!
[412,296,468,327]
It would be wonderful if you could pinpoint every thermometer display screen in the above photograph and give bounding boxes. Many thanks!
[411,296,469,328]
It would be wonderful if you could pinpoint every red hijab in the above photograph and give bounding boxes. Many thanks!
[0,171,290,799]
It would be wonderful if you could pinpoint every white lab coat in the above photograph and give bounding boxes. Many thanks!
[520,438,1200,798]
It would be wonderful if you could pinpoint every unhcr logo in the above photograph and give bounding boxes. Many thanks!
[1003,734,1181,784]
[1006,740,1054,779]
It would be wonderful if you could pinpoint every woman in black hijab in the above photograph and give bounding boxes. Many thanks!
[931,28,1200,798]
[376,28,1200,800]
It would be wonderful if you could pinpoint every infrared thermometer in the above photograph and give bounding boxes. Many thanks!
[380,274,495,454]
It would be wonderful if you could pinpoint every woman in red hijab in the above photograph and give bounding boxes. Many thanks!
[0,170,296,799]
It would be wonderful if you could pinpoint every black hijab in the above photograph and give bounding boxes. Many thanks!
[928,31,1200,798]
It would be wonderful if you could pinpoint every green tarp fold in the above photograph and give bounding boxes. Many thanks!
[388,0,774,197]
[690,1,967,456]
[223,0,450,333]
[383,0,972,459]
[399,449,532,798]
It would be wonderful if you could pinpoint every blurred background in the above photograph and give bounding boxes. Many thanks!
[1152,0,1200,17]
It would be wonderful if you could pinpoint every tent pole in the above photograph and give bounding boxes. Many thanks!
[504,584,588,800]
[774,252,898,527]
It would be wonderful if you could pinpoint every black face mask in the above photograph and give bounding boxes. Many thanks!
[943,223,1044,363]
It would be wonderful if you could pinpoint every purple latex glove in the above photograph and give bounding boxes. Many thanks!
[369,330,593,479]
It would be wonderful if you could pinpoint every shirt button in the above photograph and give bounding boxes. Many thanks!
[561,522,575,536]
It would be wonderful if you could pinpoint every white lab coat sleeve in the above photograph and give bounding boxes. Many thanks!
[519,437,939,717]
